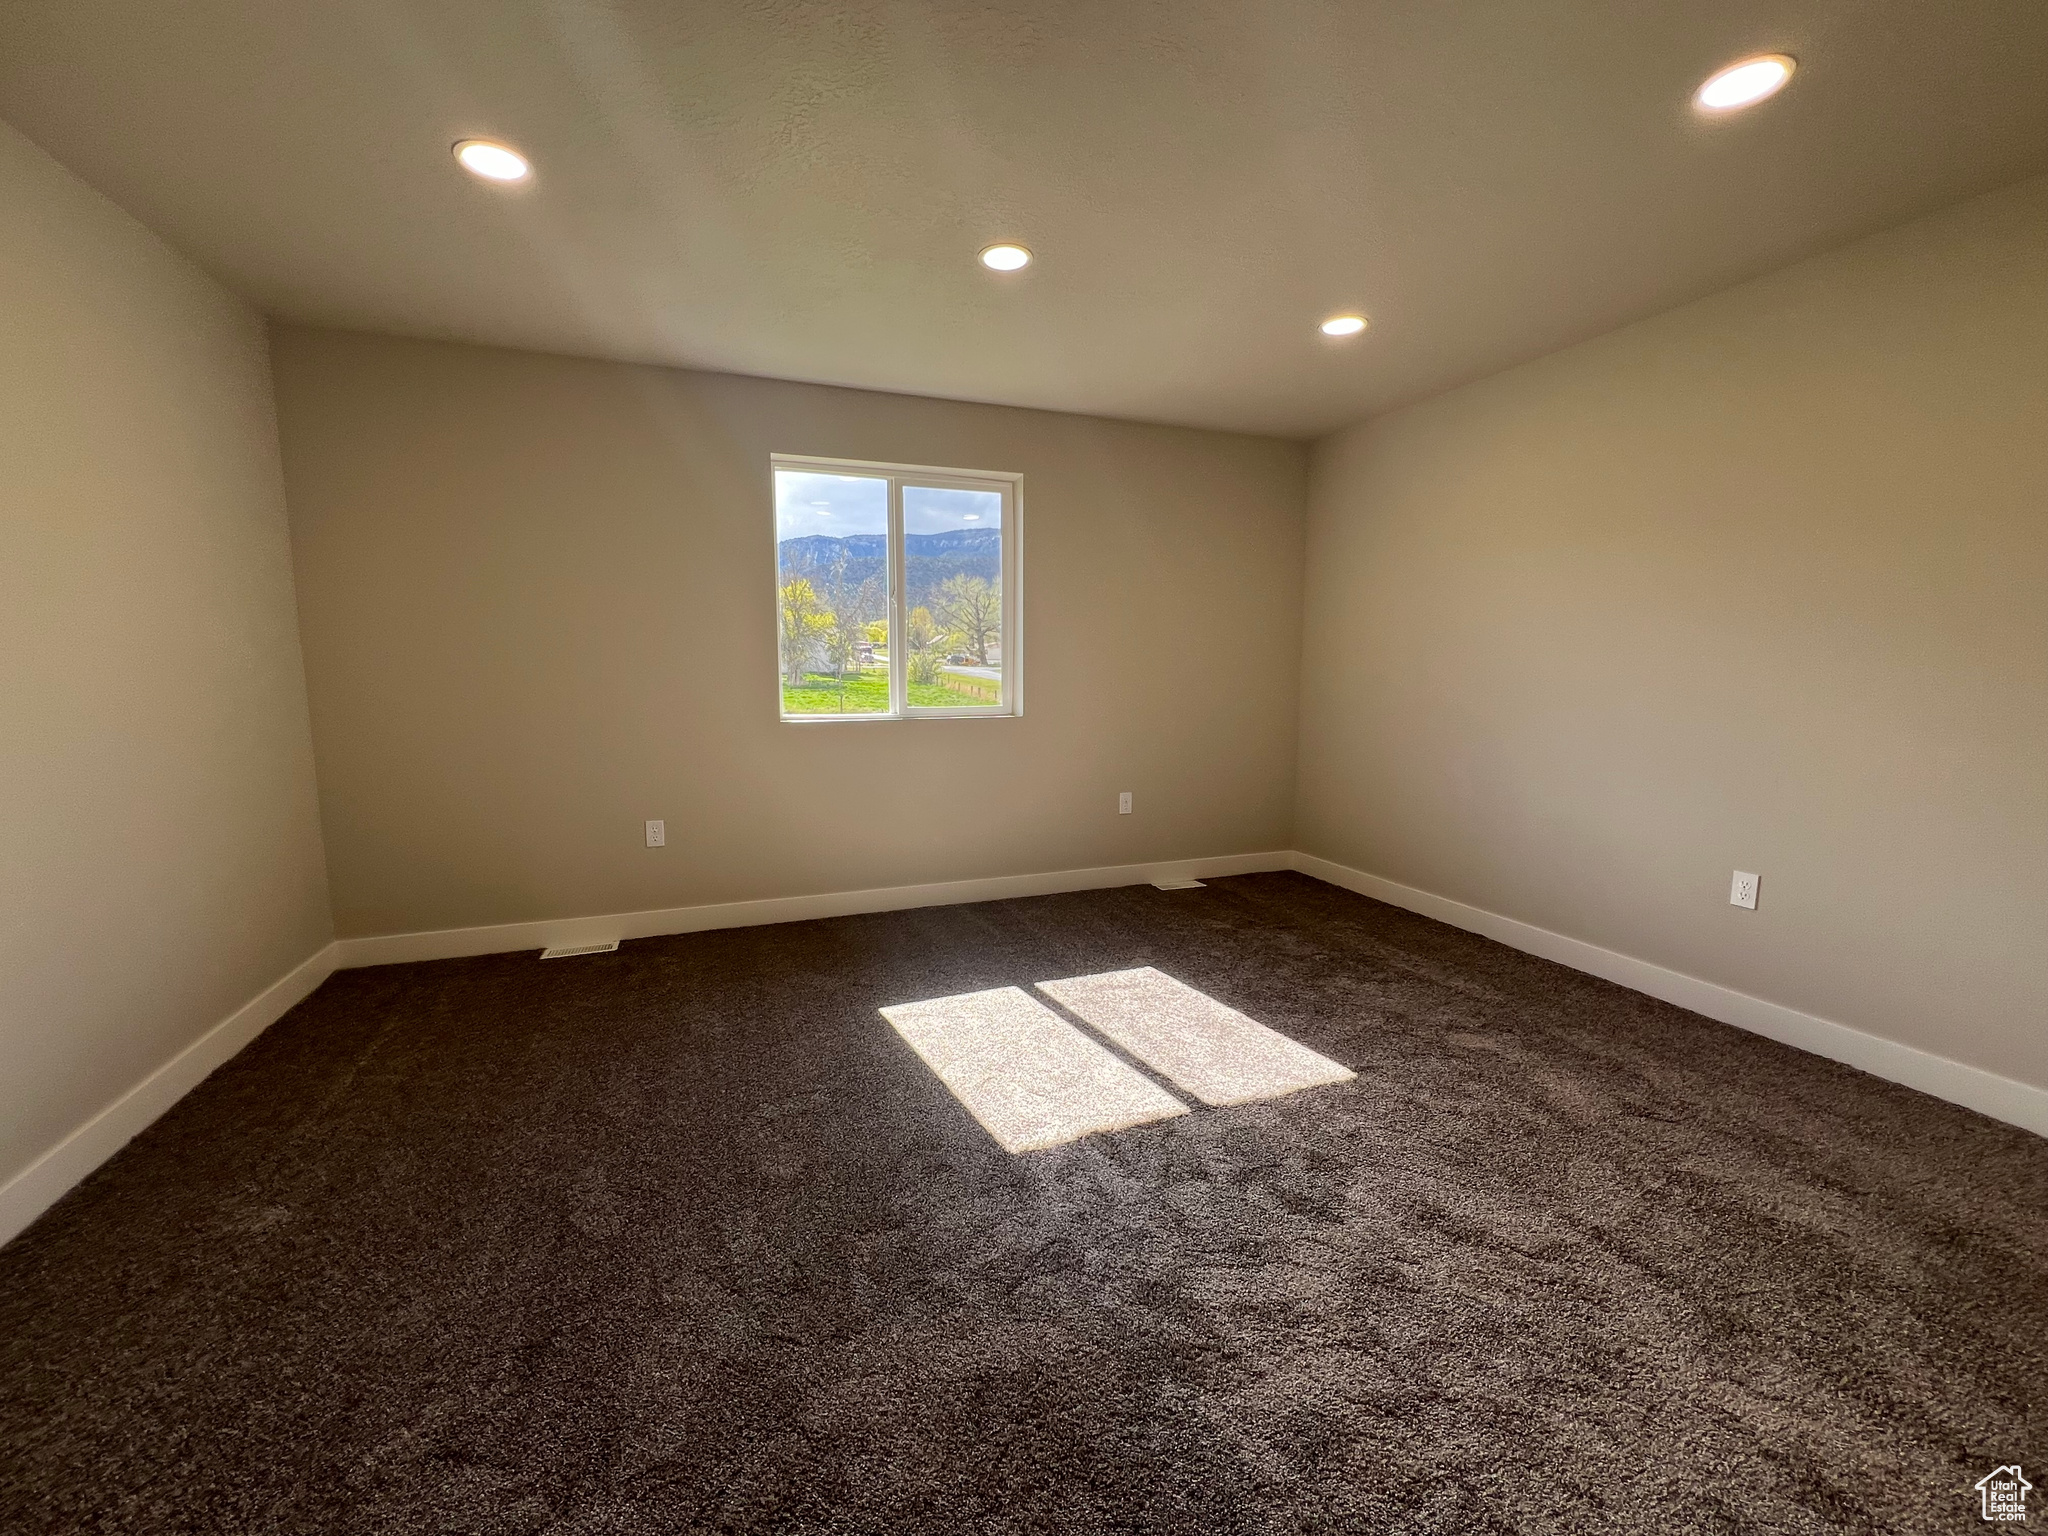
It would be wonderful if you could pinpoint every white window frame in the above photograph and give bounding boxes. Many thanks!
[772,453,1023,723]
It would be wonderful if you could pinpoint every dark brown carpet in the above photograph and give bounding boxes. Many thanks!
[2,872,2043,1533]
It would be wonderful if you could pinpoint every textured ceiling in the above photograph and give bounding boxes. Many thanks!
[3,1,2045,437]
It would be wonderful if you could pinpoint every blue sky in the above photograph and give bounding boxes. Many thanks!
[905,485,1000,536]
[775,471,1000,540]
[775,472,884,539]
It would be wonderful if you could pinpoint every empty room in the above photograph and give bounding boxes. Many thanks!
[3,2,2044,1530]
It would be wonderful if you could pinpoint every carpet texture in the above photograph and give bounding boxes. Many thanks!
[881,983,1190,1152]
[2,872,2042,1533]
[1034,965,1354,1107]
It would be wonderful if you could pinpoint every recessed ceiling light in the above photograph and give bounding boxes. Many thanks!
[1694,54,1796,113]
[453,139,532,183]
[1320,315,1368,337]
[979,243,1032,272]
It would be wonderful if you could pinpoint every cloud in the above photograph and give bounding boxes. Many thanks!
[775,471,885,539]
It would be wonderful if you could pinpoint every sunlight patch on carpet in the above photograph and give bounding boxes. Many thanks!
[882,986,1190,1152]
[1036,967,1354,1106]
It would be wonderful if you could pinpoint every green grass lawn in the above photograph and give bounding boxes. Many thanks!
[781,668,997,713]
[782,670,890,713]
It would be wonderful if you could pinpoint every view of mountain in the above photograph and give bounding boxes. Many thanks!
[778,527,1000,611]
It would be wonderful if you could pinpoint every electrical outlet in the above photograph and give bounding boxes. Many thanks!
[1118,792,1133,815]
[1730,870,1758,910]
[646,819,666,848]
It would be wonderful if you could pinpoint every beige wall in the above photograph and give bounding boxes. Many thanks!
[0,122,332,1188]
[1298,176,2048,1091]
[271,328,1306,938]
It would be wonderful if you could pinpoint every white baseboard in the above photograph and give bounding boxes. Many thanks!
[333,850,1296,969]
[2,853,1289,1246]
[12,845,2028,1252]
[1289,852,2048,1139]
[0,941,341,1248]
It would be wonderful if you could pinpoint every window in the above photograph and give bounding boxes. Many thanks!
[773,454,1020,720]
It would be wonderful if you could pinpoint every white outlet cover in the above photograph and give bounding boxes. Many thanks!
[646,819,666,847]
[1730,870,1759,909]
[1118,792,1133,815]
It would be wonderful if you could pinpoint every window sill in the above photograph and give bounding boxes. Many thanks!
[778,709,1021,724]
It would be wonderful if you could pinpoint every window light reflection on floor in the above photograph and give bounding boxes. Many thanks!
[882,969,1352,1153]
[1036,967,1354,1107]
[881,986,1188,1153]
